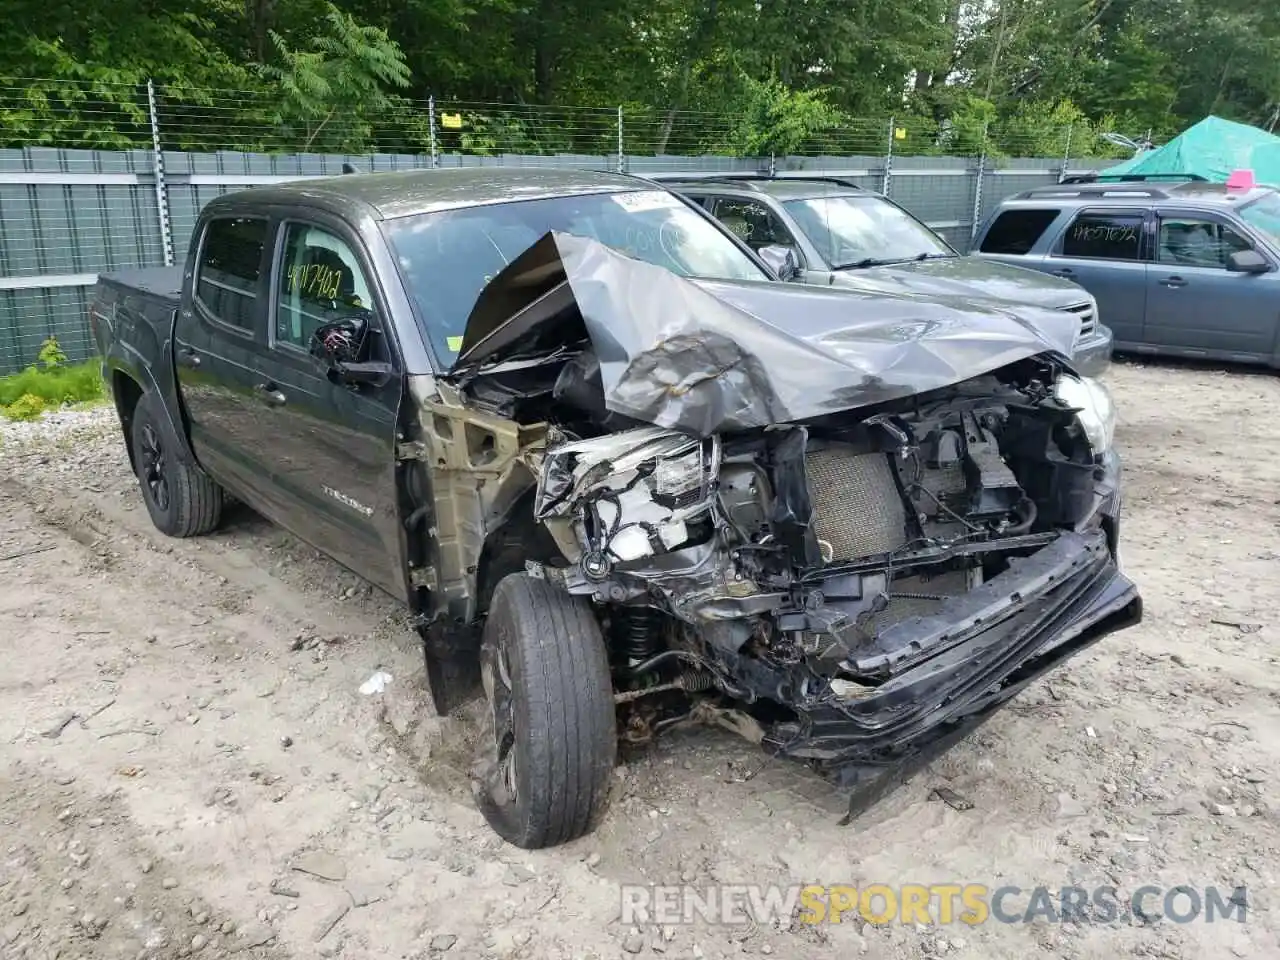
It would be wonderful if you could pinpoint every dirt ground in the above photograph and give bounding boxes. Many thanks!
[1,359,1278,960]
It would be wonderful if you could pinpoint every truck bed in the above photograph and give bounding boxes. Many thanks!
[98,266,184,307]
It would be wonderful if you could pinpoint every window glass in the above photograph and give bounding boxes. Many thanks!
[784,194,951,267]
[1157,217,1252,268]
[1238,192,1280,246]
[275,224,375,349]
[978,209,1060,255]
[195,217,267,329]
[383,190,766,364]
[1060,213,1144,260]
[713,199,795,251]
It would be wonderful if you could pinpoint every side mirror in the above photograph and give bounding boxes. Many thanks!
[1227,249,1270,274]
[309,317,392,387]
[757,244,802,282]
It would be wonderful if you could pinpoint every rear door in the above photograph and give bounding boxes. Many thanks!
[1145,210,1279,360]
[174,215,275,504]
[251,216,407,598]
[1044,208,1149,347]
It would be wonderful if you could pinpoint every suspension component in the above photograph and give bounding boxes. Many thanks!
[617,606,661,671]
[613,671,718,704]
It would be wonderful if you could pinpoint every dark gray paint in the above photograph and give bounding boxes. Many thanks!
[454,232,1079,438]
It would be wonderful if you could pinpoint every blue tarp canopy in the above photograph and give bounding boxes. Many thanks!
[1099,115,1280,182]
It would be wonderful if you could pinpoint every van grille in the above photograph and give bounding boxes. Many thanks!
[1064,301,1096,341]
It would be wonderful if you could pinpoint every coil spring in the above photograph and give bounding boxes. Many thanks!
[620,607,661,667]
[676,671,715,693]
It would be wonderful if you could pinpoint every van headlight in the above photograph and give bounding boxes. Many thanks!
[1055,374,1115,454]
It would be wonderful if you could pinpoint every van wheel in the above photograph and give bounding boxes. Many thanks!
[474,574,616,848]
[130,392,223,537]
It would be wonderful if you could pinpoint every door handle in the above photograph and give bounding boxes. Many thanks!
[1159,275,1187,288]
[1050,268,1075,278]
[176,345,200,368]
[255,382,287,407]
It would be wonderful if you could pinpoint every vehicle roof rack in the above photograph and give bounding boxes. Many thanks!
[645,172,867,192]
[1058,172,1206,185]
[1015,180,1186,200]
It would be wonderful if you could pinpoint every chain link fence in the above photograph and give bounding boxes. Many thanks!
[0,78,1127,373]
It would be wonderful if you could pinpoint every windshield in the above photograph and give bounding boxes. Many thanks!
[1238,191,1280,246]
[383,190,766,363]
[783,194,953,268]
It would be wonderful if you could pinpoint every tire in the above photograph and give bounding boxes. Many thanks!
[130,392,223,538]
[475,573,616,848]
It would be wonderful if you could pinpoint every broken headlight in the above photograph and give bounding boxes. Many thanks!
[1055,374,1115,454]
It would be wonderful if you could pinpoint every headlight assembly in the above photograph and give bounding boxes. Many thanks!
[1055,374,1116,454]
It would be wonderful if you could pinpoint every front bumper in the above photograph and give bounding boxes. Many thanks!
[765,525,1141,811]
[1072,324,1115,377]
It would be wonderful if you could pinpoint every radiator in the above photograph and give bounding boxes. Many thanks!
[805,445,909,561]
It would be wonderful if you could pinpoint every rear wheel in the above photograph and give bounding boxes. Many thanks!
[474,574,616,848]
[130,392,223,537]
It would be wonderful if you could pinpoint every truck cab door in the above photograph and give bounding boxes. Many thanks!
[175,216,277,505]
[250,219,407,601]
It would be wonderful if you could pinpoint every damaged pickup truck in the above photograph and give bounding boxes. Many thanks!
[91,168,1142,849]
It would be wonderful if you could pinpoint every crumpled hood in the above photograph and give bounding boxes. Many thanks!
[828,255,1091,310]
[452,232,1078,438]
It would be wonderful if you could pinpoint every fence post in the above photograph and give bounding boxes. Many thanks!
[428,96,439,168]
[616,105,625,174]
[146,79,175,267]
[1058,123,1074,183]
[970,123,989,244]
[882,116,895,197]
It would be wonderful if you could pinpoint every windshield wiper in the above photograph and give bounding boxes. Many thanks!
[833,252,953,270]
[833,256,901,270]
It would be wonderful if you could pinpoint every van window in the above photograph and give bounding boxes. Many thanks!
[978,209,1060,255]
[1060,212,1144,261]
[195,217,267,330]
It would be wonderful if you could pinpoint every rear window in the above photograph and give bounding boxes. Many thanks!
[1060,212,1143,261]
[196,217,267,330]
[978,209,1060,254]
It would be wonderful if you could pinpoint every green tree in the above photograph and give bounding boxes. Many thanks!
[258,2,411,151]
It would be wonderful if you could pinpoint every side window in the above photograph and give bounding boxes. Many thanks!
[978,209,1060,255]
[1157,217,1252,268]
[195,217,267,330]
[1060,212,1143,261]
[274,224,376,350]
[682,193,713,211]
[712,199,794,251]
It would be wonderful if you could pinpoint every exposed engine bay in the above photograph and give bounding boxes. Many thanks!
[409,231,1139,800]
[459,348,1107,691]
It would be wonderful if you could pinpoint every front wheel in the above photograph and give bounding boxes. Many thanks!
[130,392,223,538]
[474,574,616,848]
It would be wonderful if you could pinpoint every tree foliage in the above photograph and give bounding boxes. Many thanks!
[2,0,1279,156]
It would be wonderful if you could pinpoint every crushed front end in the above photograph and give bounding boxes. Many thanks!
[438,232,1141,806]
[526,356,1140,802]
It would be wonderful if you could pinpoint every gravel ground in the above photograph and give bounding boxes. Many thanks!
[0,359,1278,960]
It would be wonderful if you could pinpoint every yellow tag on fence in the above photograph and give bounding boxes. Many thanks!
[440,113,463,130]
[895,127,907,140]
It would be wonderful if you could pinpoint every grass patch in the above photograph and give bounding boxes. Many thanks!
[0,338,106,421]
